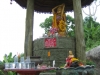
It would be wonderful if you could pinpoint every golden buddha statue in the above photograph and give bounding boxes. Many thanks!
[52,4,67,37]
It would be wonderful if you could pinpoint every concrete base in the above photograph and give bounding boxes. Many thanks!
[33,37,75,67]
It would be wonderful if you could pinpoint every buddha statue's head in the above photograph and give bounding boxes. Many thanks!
[57,6,62,14]
[68,50,74,58]
[69,51,73,55]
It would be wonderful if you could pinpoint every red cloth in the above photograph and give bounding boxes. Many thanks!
[66,57,72,67]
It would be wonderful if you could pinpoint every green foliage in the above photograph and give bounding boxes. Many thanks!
[0,70,4,75]
[7,71,16,75]
[83,17,100,51]
[0,61,4,65]
[3,52,14,63]
[39,15,75,36]
[40,16,53,34]
[3,52,24,63]
[0,62,5,75]
[86,59,95,65]
[66,15,75,37]
[20,53,24,57]
[1,52,15,75]
[39,15,100,51]
[1,52,24,75]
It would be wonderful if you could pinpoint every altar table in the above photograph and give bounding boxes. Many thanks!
[4,68,55,75]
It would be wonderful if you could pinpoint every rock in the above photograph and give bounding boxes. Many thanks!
[86,46,100,61]
[86,46,100,74]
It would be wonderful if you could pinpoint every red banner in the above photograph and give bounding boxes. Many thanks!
[45,38,56,48]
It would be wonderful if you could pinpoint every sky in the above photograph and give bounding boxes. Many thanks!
[0,0,100,61]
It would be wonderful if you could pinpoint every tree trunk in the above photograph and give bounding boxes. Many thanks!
[73,0,86,62]
[24,0,34,58]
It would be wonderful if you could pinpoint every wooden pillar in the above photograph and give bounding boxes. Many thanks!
[24,0,34,58]
[73,0,85,61]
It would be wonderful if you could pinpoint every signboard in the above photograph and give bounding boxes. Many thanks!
[45,38,56,48]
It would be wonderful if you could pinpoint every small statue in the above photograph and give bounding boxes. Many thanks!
[52,4,67,37]
[65,51,74,67]
[65,51,79,68]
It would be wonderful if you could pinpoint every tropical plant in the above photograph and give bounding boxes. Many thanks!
[66,15,75,37]
[2,52,16,75]
[3,52,14,63]
[2,52,24,75]
[83,17,100,50]
[0,61,5,75]
[0,70,4,75]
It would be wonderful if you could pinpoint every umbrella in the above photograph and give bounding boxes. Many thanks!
[11,0,94,13]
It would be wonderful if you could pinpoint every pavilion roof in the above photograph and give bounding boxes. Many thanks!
[13,0,94,13]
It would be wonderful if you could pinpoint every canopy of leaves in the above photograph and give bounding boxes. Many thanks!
[39,15,75,36]
[39,15,100,51]
[40,16,53,34]
[83,17,100,50]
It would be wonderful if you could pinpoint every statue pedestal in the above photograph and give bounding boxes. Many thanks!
[33,37,75,67]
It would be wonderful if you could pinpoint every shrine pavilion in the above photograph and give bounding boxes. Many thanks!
[11,0,94,66]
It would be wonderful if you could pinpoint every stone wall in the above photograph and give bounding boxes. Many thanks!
[33,37,75,67]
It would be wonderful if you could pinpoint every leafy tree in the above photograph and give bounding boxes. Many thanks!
[3,52,14,63]
[83,17,100,50]
[2,52,24,75]
[39,15,75,36]
[66,15,75,37]
[39,15,100,51]
[0,70,4,75]
[40,16,53,34]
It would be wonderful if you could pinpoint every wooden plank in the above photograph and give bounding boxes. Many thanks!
[24,0,34,58]
[73,0,86,61]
